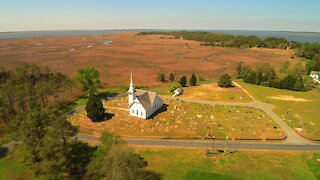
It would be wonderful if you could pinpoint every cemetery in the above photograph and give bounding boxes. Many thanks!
[69,97,285,140]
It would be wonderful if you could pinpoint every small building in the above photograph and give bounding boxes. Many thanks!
[173,88,183,96]
[310,71,320,83]
[128,73,163,119]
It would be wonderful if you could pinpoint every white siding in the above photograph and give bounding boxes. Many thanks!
[129,94,163,119]
[129,100,147,119]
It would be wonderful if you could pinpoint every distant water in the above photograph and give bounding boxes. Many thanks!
[0,29,320,43]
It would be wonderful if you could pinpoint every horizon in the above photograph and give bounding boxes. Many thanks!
[1,28,320,34]
[1,0,320,32]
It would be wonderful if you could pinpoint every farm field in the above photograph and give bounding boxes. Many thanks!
[69,97,284,140]
[135,146,320,180]
[238,81,320,140]
[0,32,301,87]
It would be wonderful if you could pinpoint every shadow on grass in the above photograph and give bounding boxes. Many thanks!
[147,104,169,120]
[90,113,115,123]
[0,147,8,159]
[105,113,115,121]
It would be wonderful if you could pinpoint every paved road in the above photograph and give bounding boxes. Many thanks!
[77,133,320,151]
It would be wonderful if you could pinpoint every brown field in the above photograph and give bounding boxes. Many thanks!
[68,97,284,140]
[0,32,299,87]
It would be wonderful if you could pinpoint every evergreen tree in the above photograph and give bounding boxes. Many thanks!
[85,94,105,122]
[179,76,187,87]
[190,73,197,86]
[169,73,175,82]
[157,72,166,83]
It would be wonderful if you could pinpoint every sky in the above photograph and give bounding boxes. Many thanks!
[0,0,320,32]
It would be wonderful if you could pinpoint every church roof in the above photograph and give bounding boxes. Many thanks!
[134,90,160,110]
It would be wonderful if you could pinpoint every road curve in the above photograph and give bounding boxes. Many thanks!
[77,133,320,151]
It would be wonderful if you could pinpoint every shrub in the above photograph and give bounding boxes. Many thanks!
[218,74,233,87]
[169,82,182,92]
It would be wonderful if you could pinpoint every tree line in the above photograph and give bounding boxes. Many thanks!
[138,31,320,73]
[157,72,198,91]
[236,62,315,91]
[0,63,75,125]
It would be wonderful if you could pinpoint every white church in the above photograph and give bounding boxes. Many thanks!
[128,73,163,119]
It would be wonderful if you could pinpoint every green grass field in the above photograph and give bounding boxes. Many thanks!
[135,147,320,180]
[0,146,43,180]
[237,81,320,140]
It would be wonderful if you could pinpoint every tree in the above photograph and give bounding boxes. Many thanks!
[278,75,297,90]
[256,63,276,85]
[12,108,64,163]
[157,72,166,83]
[280,61,290,73]
[218,74,233,87]
[243,67,257,84]
[40,113,77,178]
[67,140,95,179]
[85,94,105,122]
[179,76,187,87]
[290,62,307,76]
[169,82,182,92]
[100,144,160,180]
[75,67,100,94]
[86,132,126,179]
[11,108,79,178]
[189,73,197,86]
[169,73,175,82]
[293,79,304,91]
[236,62,244,79]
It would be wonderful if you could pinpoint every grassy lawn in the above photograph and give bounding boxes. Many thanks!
[0,146,43,180]
[135,146,320,180]
[237,81,320,140]
[180,83,252,103]
[69,97,283,139]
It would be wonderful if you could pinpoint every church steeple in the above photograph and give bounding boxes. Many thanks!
[128,72,136,105]
[128,72,135,94]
